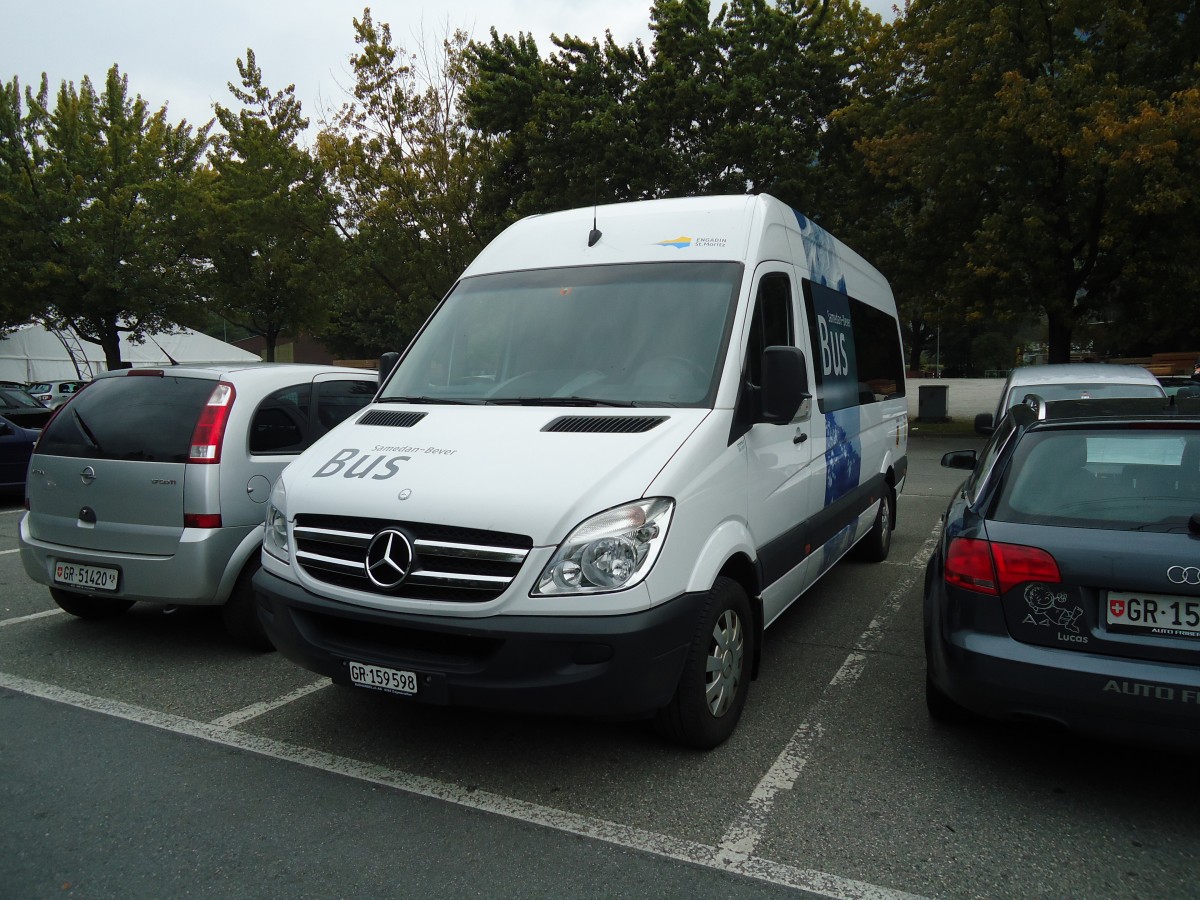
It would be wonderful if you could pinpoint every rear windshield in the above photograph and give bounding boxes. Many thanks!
[994,428,1200,532]
[1,388,44,409]
[36,375,215,462]
[1005,382,1164,411]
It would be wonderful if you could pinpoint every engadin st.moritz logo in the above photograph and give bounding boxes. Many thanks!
[655,235,729,249]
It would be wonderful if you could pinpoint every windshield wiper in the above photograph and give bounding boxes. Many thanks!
[72,409,102,451]
[377,396,490,405]
[488,396,639,408]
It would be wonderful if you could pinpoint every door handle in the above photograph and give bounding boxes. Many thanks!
[793,431,808,444]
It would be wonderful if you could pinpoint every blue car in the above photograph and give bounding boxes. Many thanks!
[0,414,38,494]
[925,396,1200,749]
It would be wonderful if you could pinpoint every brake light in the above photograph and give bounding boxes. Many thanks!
[990,542,1061,594]
[945,538,1060,595]
[184,513,223,528]
[945,538,998,594]
[188,382,235,464]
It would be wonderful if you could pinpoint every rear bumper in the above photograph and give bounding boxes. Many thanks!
[253,567,705,719]
[18,514,252,606]
[925,569,1200,750]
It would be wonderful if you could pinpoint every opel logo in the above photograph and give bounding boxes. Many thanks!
[365,528,413,590]
[1167,566,1200,586]
[80,466,96,485]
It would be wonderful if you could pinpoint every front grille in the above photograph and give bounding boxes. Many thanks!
[294,514,532,602]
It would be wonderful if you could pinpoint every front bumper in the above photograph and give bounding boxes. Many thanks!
[254,567,707,719]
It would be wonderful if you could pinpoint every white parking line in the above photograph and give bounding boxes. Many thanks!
[1,548,21,555]
[717,521,942,864]
[0,508,25,516]
[210,679,332,727]
[0,609,65,627]
[0,671,928,900]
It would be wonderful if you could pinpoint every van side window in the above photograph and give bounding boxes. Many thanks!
[747,273,793,387]
[313,379,376,435]
[803,278,905,413]
[250,384,311,455]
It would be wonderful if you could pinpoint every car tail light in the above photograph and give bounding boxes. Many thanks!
[188,382,235,464]
[945,537,1061,595]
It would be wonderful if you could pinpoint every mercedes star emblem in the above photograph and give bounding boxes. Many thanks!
[365,528,414,590]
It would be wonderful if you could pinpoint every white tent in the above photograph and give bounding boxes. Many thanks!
[0,324,261,383]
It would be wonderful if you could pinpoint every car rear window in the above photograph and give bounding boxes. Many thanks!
[1005,382,1164,410]
[994,428,1200,531]
[1,388,44,408]
[36,375,215,462]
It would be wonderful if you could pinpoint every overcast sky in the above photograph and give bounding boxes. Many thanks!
[3,0,897,142]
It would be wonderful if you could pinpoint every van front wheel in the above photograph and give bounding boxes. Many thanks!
[50,588,133,619]
[655,578,752,750]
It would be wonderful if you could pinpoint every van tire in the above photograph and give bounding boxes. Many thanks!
[50,588,134,619]
[852,485,893,562]
[654,578,752,750]
[221,560,274,652]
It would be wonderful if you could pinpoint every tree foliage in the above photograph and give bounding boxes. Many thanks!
[463,0,886,213]
[852,0,1200,362]
[200,49,338,361]
[313,10,503,358]
[0,67,210,367]
[5,2,1199,371]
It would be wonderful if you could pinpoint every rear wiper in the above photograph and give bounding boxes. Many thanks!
[377,396,490,405]
[72,409,102,451]
[488,396,639,408]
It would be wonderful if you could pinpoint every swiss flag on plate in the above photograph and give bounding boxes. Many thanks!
[1110,599,1126,618]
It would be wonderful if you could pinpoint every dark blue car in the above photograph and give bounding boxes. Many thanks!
[0,414,38,494]
[925,396,1200,749]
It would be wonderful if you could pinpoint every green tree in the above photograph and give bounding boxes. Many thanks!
[200,49,338,362]
[853,0,1200,363]
[464,0,887,212]
[315,10,502,357]
[0,67,210,367]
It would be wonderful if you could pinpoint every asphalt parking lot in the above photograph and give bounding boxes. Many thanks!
[2,425,1198,899]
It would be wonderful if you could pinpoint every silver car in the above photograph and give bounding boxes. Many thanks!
[19,363,377,648]
[27,379,86,410]
[976,363,1166,434]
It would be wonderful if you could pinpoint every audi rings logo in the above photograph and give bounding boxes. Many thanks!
[365,528,414,590]
[1167,566,1200,586]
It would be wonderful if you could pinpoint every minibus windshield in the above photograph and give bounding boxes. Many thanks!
[382,262,743,408]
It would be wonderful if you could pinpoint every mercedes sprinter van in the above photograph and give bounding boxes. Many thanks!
[254,194,908,747]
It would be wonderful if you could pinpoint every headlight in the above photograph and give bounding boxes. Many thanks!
[533,498,674,596]
[264,478,289,561]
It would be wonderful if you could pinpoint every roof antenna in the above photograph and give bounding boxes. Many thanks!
[588,195,602,247]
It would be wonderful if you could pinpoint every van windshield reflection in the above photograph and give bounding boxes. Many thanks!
[381,262,743,409]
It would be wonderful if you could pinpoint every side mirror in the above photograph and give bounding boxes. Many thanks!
[974,412,995,436]
[941,450,978,471]
[759,346,811,425]
[378,351,400,388]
